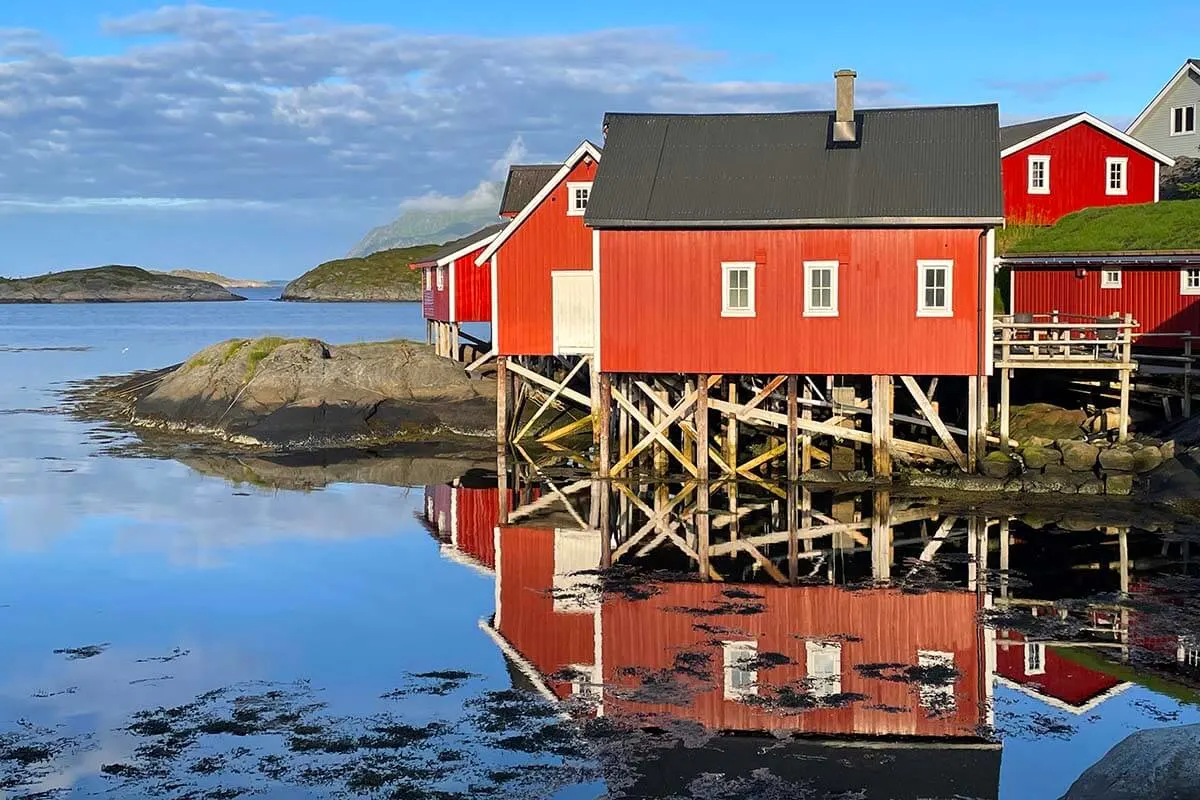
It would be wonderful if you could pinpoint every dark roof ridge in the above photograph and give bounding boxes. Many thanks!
[602,102,1000,120]
[999,112,1085,129]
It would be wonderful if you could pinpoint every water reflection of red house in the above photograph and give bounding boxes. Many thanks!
[603,583,988,739]
[487,525,600,700]
[421,481,521,573]
[995,629,1129,713]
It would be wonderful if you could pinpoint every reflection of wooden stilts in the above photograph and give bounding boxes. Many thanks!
[999,517,1010,599]
[871,490,891,581]
[512,356,589,442]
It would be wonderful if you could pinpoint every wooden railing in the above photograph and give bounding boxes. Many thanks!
[993,312,1136,370]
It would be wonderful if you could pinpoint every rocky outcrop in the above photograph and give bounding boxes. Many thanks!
[103,337,495,448]
[0,266,244,303]
[1063,724,1200,800]
[281,245,439,302]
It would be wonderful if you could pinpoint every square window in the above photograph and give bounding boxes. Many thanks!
[805,641,842,698]
[567,182,592,216]
[1101,269,1122,289]
[435,266,445,291]
[723,641,758,700]
[917,650,957,712]
[1182,270,1200,296]
[1024,642,1046,675]
[917,260,953,317]
[803,261,839,317]
[1028,155,1050,194]
[424,269,432,291]
[721,262,756,317]
[1172,105,1197,136]
[1106,157,1128,196]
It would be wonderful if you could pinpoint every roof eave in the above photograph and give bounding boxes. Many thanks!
[1001,113,1174,165]
[1128,61,1200,134]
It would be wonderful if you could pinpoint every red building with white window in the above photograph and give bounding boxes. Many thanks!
[474,142,601,357]
[410,222,505,359]
[585,79,1004,378]
[999,113,1173,226]
[994,629,1129,714]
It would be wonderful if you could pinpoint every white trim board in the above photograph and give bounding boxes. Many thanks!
[994,675,1132,715]
[436,232,503,267]
[1128,60,1200,134]
[1002,112,1175,166]
[475,140,603,266]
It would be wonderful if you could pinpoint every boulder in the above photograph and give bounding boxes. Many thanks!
[114,338,496,448]
[1161,440,1176,459]
[980,451,1020,479]
[1021,444,1061,471]
[1104,474,1134,496]
[1087,408,1123,434]
[1059,440,1100,471]
[1006,403,1087,442]
[1132,446,1164,474]
[1021,475,1078,494]
[1077,478,1105,495]
[1098,445,1136,473]
[1062,723,1200,800]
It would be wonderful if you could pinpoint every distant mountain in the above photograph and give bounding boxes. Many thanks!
[160,269,269,289]
[348,185,505,257]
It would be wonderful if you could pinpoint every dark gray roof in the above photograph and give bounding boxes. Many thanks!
[1000,113,1081,151]
[585,105,1003,227]
[500,165,560,215]
[412,222,507,266]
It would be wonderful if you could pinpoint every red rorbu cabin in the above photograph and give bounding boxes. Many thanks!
[475,142,602,358]
[585,74,1004,378]
[410,222,506,360]
[999,113,1173,226]
[995,629,1129,714]
[420,478,519,574]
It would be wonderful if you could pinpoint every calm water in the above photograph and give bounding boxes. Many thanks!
[3,296,1200,799]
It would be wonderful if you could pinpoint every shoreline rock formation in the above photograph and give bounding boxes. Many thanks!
[0,266,244,303]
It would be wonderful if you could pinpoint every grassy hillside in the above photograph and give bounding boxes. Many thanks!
[1001,199,1200,255]
[282,244,442,301]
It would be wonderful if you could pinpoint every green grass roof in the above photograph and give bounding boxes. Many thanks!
[1001,199,1200,256]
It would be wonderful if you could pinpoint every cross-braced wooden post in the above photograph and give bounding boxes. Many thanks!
[786,375,799,483]
[871,375,893,478]
[598,374,612,479]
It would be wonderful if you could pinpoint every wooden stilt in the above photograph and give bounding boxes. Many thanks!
[999,368,1011,454]
[967,376,980,473]
[786,375,799,483]
[696,374,709,481]
[653,388,669,476]
[787,482,799,584]
[590,360,602,448]
[725,380,738,471]
[871,376,893,478]
[496,356,509,446]
[451,323,460,361]
[599,483,612,569]
[497,444,509,526]
[598,373,612,479]
[977,374,990,460]
[871,490,891,582]
[801,379,813,474]
[900,376,967,471]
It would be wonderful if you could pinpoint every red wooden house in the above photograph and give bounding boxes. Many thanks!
[410,222,506,360]
[475,142,602,358]
[585,73,1004,378]
[419,478,517,574]
[999,112,1173,226]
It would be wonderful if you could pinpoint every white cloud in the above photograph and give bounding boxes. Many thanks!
[0,6,903,216]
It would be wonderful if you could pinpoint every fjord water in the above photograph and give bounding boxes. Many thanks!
[3,296,1200,799]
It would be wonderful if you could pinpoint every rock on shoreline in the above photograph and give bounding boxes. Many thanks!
[0,266,244,303]
[102,337,495,448]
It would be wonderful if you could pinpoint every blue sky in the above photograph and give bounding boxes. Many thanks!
[0,0,1197,279]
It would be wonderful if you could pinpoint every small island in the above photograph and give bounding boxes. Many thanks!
[160,269,271,289]
[281,245,439,302]
[0,265,245,303]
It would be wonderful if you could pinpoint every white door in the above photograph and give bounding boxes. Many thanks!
[551,270,594,354]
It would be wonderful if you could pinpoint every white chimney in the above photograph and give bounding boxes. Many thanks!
[833,69,857,143]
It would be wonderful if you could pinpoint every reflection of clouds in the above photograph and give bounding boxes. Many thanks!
[0,444,420,564]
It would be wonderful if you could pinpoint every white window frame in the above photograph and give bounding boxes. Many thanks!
[1182,269,1200,296]
[723,640,758,700]
[1105,157,1128,196]
[803,260,839,317]
[424,268,432,291]
[805,641,842,698]
[721,261,756,318]
[1101,269,1122,289]
[566,181,592,216]
[1170,104,1197,137]
[1027,155,1050,194]
[916,260,953,318]
[1024,642,1047,676]
[917,650,957,711]
[435,265,445,291]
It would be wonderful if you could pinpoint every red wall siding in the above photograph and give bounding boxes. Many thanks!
[453,487,505,569]
[995,633,1121,707]
[422,484,454,537]
[420,267,436,320]
[497,526,595,699]
[422,265,450,321]
[1012,268,1200,346]
[602,584,984,738]
[495,159,598,356]
[1002,123,1158,225]
[452,249,492,323]
[600,228,987,376]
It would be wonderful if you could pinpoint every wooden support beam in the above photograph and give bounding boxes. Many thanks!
[609,383,700,477]
[506,360,593,409]
[967,376,979,472]
[899,376,968,471]
[787,375,799,483]
[598,373,612,478]
[496,356,509,446]
[801,379,813,474]
[537,414,592,444]
[999,368,1011,454]
[871,376,893,478]
[738,540,788,585]
[636,377,732,473]
[787,482,799,584]
[725,380,739,471]
[513,356,590,442]
[696,374,709,480]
